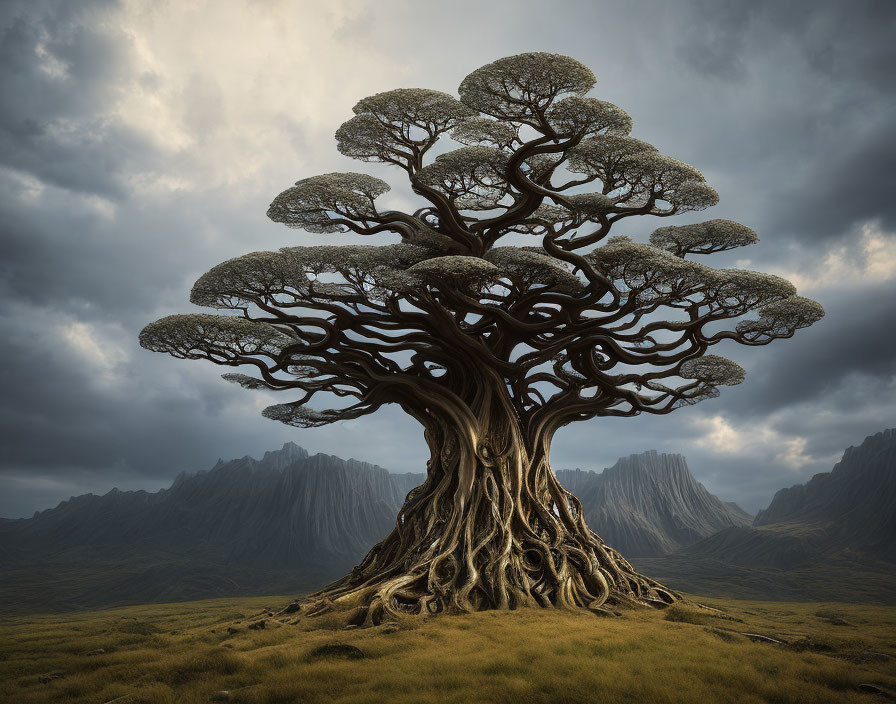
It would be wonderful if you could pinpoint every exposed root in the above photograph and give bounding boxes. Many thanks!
[282,378,680,627]
[288,450,677,626]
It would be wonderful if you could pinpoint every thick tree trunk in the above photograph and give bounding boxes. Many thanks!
[301,378,677,625]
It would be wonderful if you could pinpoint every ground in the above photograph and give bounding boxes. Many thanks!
[2,594,895,704]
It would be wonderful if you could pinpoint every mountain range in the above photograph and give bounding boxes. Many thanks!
[0,444,403,610]
[1,429,893,611]
[632,428,896,602]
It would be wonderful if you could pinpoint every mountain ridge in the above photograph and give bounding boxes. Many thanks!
[2,443,403,570]
[0,445,744,610]
[633,429,896,601]
[557,450,752,557]
[753,428,896,556]
[3,431,891,610]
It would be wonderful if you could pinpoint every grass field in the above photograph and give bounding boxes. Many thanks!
[2,594,895,704]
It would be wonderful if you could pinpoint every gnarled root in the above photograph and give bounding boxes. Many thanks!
[293,455,677,627]
[289,387,678,627]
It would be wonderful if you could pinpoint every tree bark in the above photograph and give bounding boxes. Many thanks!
[300,375,677,625]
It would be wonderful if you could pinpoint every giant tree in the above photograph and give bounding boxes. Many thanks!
[140,53,823,625]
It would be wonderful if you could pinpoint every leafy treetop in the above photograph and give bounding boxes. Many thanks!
[141,52,823,436]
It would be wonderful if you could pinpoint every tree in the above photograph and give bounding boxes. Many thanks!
[140,53,823,625]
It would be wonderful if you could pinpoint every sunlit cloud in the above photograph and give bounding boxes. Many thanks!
[774,220,896,291]
[60,320,129,385]
[691,414,816,470]
[110,0,415,190]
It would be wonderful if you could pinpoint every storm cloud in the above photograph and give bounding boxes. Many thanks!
[1,0,894,517]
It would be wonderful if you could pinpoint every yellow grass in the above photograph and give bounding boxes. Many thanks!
[1,594,894,703]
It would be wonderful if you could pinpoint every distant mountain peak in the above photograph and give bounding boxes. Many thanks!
[555,450,751,557]
[753,428,895,557]
[837,427,896,467]
[654,428,896,593]
[605,451,692,478]
[259,441,310,471]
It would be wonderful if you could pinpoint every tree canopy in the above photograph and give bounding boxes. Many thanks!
[142,51,822,439]
[140,52,823,621]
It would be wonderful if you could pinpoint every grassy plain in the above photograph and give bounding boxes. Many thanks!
[630,554,896,604]
[1,594,895,704]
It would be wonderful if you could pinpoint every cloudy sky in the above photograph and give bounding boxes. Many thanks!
[1,0,894,518]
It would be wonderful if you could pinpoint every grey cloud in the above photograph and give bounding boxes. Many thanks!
[719,279,896,417]
[773,121,896,240]
[674,1,756,81]
[1,0,894,521]
[625,0,896,245]
[0,0,149,197]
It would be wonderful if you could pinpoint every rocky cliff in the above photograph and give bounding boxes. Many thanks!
[557,451,752,557]
[633,429,896,601]
[753,428,896,556]
[0,443,407,609]
[391,472,426,502]
[6,432,889,611]
[3,442,408,570]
